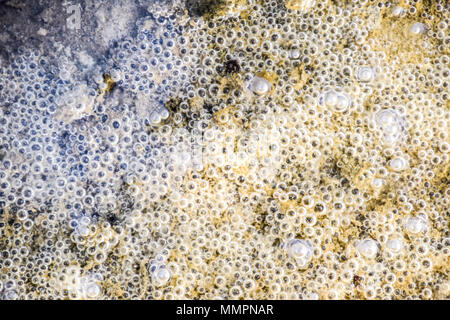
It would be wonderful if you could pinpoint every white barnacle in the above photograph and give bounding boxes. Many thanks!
[404,216,427,234]
[289,49,300,59]
[85,282,101,299]
[319,90,351,112]
[388,156,408,172]
[335,93,352,112]
[149,110,162,124]
[249,76,271,95]
[374,108,405,145]
[3,290,18,300]
[284,239,312,266]
[158,106,170,120]
[150,263,171,286]
[386,238,404,253]
[391,6,404,17]
[148,104,170,125]
[323,90,338,107]
[409,22,426,35]
[78,273,102,299]
[356,66,376,82]
[371,178,385,189]
[356,239,379,259]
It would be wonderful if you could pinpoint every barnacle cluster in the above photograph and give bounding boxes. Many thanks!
[0,0,449,300]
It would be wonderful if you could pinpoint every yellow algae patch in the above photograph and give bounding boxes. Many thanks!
[186,0,246,20]
[209,0,247,17]
[279,200,298,213]
[255,70,277,84]
[101,73,116,94]
[95,73,116,104]
[188,96,204,112]
[284,0,315,11]
[290,63,310,94]
[367,4,442,65]
[104,278,125,298]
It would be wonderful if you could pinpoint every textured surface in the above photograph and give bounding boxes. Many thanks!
[0,0,449,300]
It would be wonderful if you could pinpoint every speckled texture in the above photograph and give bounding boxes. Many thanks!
[0,0,449,300]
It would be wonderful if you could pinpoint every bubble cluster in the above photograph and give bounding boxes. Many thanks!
[374,109,406,145]
[0,0,449,300]
[319,89,352,112]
